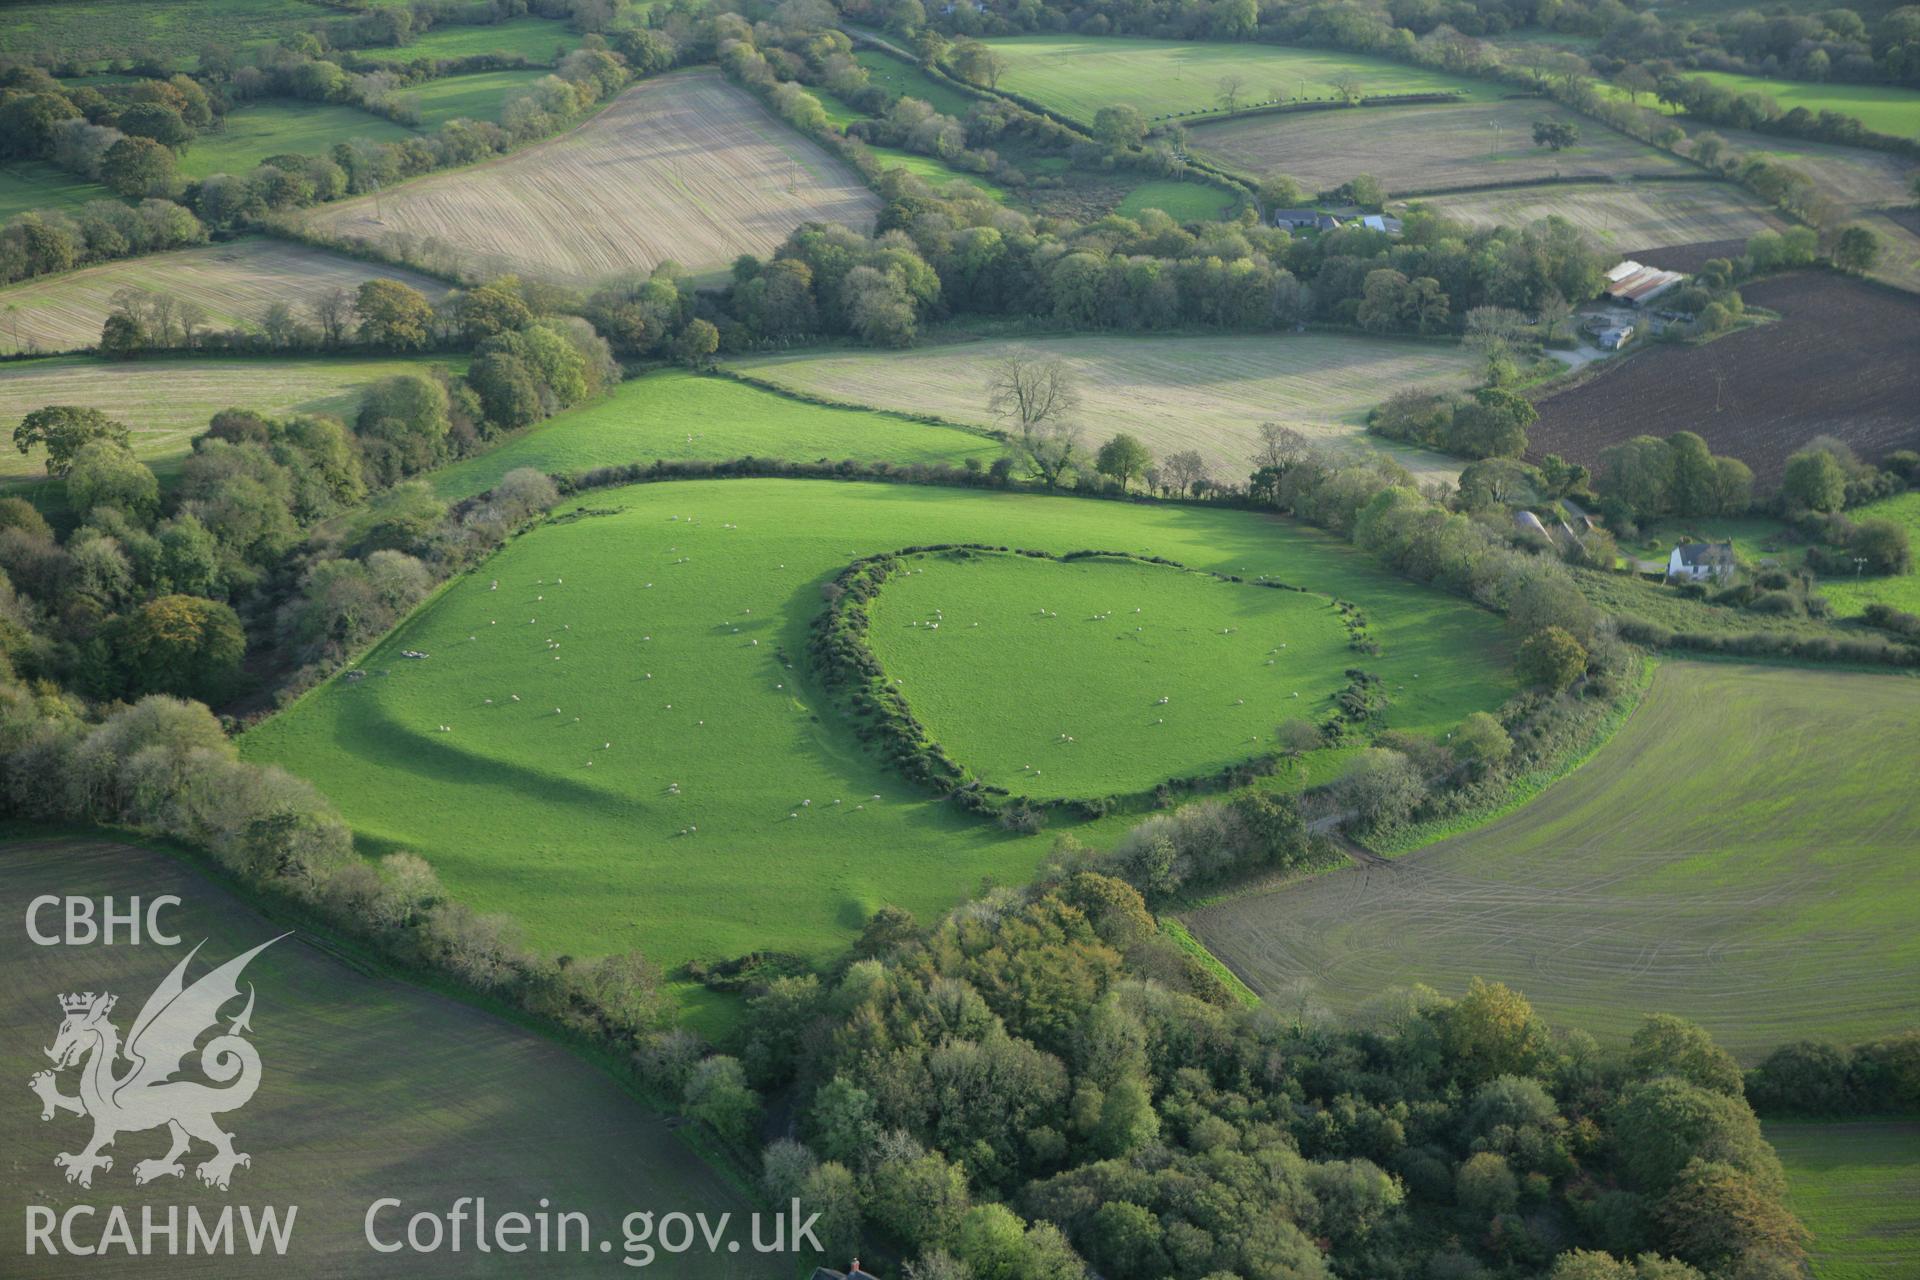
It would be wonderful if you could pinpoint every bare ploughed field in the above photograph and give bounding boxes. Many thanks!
[306,69,880,284]
[1528,271,1920,486]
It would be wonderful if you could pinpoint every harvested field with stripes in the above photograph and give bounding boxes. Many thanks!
[1410,179,1784,250]
[1184,661,1920,1058]
[1192,100,1690,195]
[730,333,1477,484]
[0,354,452,478]
[0,238,451,355]
[304,69,881,285]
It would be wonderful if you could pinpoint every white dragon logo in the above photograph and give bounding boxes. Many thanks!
[28,936,283,1192]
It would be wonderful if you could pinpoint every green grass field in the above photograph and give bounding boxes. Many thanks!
[1768,1121,1920,1280]
[1817,492,1920,619]
[865,144,1007,200]
[0,160,112,220]
[404,68,553,128]
[978,36,1500,125]
[854,48,980,117]
[178,101,416,179]
[1115,178,1237,220]
[241,479,1514,1026]
[1,354,456,480]
[868,551,1357,798]
[0,0,325,66]
[1688,71,1920,141]
[430,370,1006,500]
[728,332,1478,486]
[353,17,581,64]
[1186,661,1920,1057]
[0,834,776,1277]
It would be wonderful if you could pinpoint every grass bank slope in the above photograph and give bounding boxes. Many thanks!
[0,835,775,1278]
[730,333,1477,486]
[428,370,1006,500]
[242,479,1513,1004]
[1186,660,1920,1057]
[305,70,881,285]
[0,238,452,355]
[1767,1121,1920,1280]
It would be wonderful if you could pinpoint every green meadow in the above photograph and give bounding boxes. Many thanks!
[1116,178,1238,220]
[1768,1121,1920,1280]
[865,145,1008,200]
[1688,70,1920,140]
[178,101,415,180]
[868,551,1356,798]
[1817,491,1920,619]
[430,370,1005,499]
[405,68,553,128]
[978,36,1500,125]
[854,48,980,117]
[353,17,582,64]
[0,160,111,220]
[1188,661,1920,1056]
[242,479,1514,1026]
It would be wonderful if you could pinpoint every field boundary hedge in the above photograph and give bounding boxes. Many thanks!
[702,366,1010,443]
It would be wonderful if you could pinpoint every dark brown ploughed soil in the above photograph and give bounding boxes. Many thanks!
[1529,271,1920,487]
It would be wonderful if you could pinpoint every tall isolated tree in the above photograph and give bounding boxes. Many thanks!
[1094,433,1152,490]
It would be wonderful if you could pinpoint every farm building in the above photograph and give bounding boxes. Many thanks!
[1667,542,1736,583]
[1598,324,1635,350]
[1603,259,1685,307]
[1272,208,1342,231]
[1358,213,1404,235]
[1515,510,1550,538]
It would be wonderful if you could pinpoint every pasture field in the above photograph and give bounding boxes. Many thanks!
[853,48,980,117]
[0,0,325,65]
[0,160,111,220]
[0,354,453,479]
[864,144,1007,200]
[1186,661,1920,1057]
[1817,491,1920,619]
[353,17,582,64]
[1529,273,1920,486]
[1190,100,1691,195]
[0,835,774,1278]
[304,70,881,284]
[241,479,1514,1013]
[405,68,553,129]
[867,550,1355,798]
[1115,178,1238,220]
[978,36,1500,125]
[1687,71,1920,140]
[729,333,1478,485]
[1767,1121,1920,1280]
[0,237,451,355]
[177,101,415,180]
[429,370,1006,499]
[1411,179,1784,249]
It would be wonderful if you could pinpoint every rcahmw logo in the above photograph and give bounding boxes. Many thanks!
[24,936,300,1259]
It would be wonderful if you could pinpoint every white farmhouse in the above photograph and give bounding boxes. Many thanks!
[1667,542,1736,583]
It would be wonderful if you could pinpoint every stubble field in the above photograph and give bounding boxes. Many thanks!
[1185,660,1920,1057]
[1191,100,1690,195]
[304,70,882,284]
[730,333,1478,485]
[0,238,451,355]
[1412,179,1784,249]
[0,354,455,479]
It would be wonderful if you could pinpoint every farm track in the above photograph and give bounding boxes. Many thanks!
[1527,271,1920,485]
[1184,661,1920,1056]
[304,69,881,284]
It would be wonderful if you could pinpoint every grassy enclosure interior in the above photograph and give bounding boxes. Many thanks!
[240,478,1515,1025]
[1767,1120,1920,1280]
